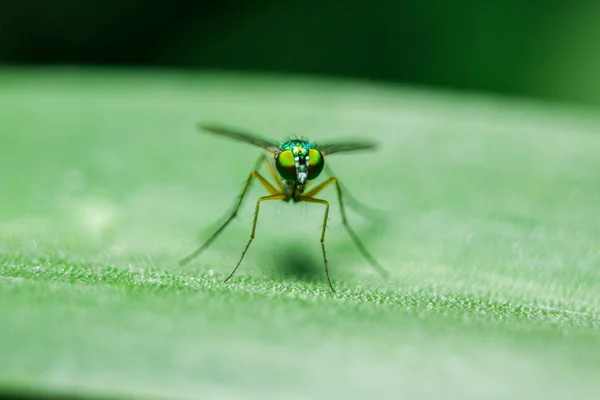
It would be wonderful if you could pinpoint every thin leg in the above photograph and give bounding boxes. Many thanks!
[252,153,282,195]
[179,154,280,266]
[265,157,284,192]
[304,177,389,278]
[296,196,335,292]
[323,164,384,218]
[224,193,287,282]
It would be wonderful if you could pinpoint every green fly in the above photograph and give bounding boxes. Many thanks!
[179,123,388,292]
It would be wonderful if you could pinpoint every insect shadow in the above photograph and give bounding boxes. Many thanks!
[268,245,323,282]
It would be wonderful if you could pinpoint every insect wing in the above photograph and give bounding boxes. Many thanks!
[317,140,378,155]
[199,123,280,153]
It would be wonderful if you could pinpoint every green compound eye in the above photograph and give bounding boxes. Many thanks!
[276,150,297,181]
[307,148,324,179]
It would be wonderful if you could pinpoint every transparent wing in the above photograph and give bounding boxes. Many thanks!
[317,140,378,155]
[198,123,280,153]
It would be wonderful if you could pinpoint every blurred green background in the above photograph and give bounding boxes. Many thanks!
[2,0,600,105]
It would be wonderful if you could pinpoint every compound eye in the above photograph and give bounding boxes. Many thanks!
[307,148,324,180]
[276,150,297,181]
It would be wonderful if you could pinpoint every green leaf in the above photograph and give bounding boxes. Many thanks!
[1,68,600,399]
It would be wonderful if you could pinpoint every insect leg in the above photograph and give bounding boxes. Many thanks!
[323,164,384,219]
[224,193,287,282]
[179,154,280,266]
[296,196,336,292]
[264,156,284,192]
[304,177,389,278]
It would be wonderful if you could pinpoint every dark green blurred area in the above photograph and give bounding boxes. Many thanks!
[2,0,600,106]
